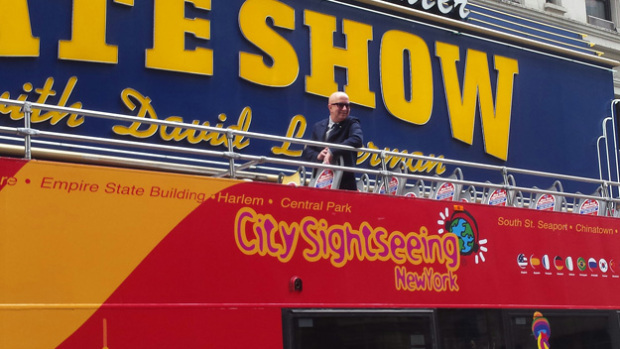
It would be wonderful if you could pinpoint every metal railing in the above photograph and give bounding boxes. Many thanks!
[1,97,619,217]
[598,99,620,200]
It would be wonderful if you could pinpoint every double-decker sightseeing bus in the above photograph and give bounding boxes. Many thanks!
[1,0,620,348]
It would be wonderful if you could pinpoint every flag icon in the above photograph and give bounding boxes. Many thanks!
[565,256,574,271]
[588,258,598,271]
[517,254,528,268]
[554,256,564,271]
[599,259,609,273]
[610,259,616,273]
[542,255,550,270]
[577,257,587,271]
[530,255,541,269]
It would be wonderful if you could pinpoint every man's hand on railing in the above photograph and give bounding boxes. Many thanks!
[319,147,332,164]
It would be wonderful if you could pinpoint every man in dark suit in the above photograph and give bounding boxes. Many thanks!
[302,91,363,190]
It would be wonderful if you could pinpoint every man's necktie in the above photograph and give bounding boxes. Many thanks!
[325,123,338,141]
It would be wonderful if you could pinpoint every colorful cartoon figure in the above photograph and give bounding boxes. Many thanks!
[532,311,551,349]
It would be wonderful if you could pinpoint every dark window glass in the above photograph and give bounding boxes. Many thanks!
[436,309,506,349]
[284,309,620,349]
[285,311,434,349]
[586,0,611,20]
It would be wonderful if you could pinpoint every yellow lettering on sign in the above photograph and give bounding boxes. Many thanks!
[146,0,213,75]
[160,116,186,142]
[304,10,375,108]
[239,0,298,87]
[0,77,83,127]
[114,88,252,149]
[0,0,40,56]
[58,0,121,63]
[484,56,519,160]
[381,30,433,125]
[30,77,84,126]
[356,142,447,174]
[113,88,158,138]
[272,114,307,156]
[436,42,518,160]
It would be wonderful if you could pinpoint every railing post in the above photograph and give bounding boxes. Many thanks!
[501,167,512,206]
[611,100,620,199]
[601,181,613,216]
[21,102,32,160]
[226,130,236,178]
[380,150,389,194]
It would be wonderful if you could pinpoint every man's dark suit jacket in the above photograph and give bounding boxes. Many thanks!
[302,116,363,190]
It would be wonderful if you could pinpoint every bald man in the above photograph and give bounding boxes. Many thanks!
[302,91,363,190]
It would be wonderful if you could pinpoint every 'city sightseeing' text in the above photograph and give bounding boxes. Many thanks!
[234,207,460,271]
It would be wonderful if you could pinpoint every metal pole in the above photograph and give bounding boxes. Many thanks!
[611,100,620,198]
[501,167,513,206]
[22,102,32,160]
[226,130,236,178]
[380,150,389,194]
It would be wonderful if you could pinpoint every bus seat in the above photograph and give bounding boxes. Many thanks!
[482,174,517,207]
[374,163,406,195]
[357,173,371,192]
[429,168,464,201]
[459,185,478,203]
[529,180,567,212]
[309,158,343,189]
[572,186,609,216]
[403,179,427,199]
[279,166,307,186]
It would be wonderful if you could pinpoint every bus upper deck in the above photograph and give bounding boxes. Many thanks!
[1,97,619,216]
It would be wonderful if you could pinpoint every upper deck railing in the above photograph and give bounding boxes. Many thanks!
[0,98,619,217]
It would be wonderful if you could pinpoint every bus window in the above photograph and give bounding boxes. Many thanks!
[283,309,435,349]
[508,310,620,349]
[436,309,506,349]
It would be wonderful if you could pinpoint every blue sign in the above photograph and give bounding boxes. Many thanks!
[0,0,615,184]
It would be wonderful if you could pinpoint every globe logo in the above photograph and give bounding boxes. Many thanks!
[438,208,488,264]
[448,217,477,255]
